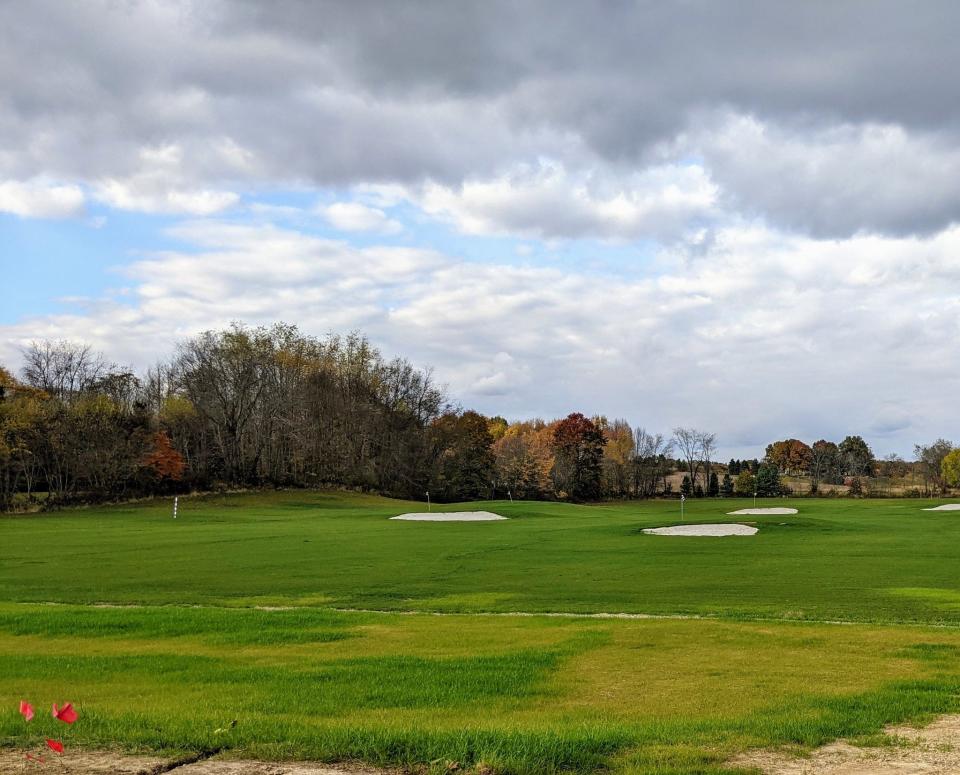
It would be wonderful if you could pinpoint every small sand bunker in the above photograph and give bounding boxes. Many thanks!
[923,503,960,511]
[643,523,758,536]
[727,507,798,515]
[390,511,507,522]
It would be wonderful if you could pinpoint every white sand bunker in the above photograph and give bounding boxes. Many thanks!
[390,511,507,522]
[923,503,960,511]
[643,523,758,536]
[727,507,798,515]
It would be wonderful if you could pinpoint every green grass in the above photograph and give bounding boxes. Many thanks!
[3,491,960,773]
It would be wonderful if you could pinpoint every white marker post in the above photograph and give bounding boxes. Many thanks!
[508,490,513,504]
[680,492,685,520]
[426,491,431,512]
[173,496,178,519]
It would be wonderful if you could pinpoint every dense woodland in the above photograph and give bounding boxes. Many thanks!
[1,323,958,511]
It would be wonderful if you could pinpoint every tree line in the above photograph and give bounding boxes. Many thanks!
[0,324,680,510]
[2,322,958,511]
[761,436,960,496]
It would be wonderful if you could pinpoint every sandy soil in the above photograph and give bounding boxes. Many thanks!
[731,714,960,774]
[922,504,960,511]
[0,750,393,774]
[643,523,758,536]
[727,507,798,515]
[0,750,166,773]
[390,511,507,521]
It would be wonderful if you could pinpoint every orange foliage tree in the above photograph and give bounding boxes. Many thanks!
[142,431,186,481]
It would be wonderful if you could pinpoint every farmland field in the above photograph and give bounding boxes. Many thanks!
[3,492,960,774]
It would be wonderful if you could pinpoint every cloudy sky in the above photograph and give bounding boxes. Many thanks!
[2,1,959,458]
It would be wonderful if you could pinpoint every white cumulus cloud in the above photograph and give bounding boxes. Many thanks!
[0,179,85,218]
[322,201,403,234]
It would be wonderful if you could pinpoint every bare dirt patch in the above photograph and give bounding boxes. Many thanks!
[174,761,393,774]
[0,750,392,775]
[0,749,165,774]
[731,714,960,774]
[390,511,507,521]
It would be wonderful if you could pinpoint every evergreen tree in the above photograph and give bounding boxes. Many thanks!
[680,475,692,496]
[694,482,704,498]
[708,471,720,496]
[755,463,781,496]
[720,473,734,497]
[728,458,740,475]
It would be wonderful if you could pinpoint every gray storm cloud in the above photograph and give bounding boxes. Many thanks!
[4,1,960,235]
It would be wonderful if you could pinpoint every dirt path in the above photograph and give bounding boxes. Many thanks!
[731,714,960,774]
[0,750,391,774]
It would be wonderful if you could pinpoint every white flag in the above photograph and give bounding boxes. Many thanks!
[680,494,685,502]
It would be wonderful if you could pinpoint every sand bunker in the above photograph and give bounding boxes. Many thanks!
[727,507,798,515]
[643,523,758,536]
[923,503,960,511]
[390,511,507,521]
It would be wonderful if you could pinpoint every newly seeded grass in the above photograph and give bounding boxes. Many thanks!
[3,492,960,773]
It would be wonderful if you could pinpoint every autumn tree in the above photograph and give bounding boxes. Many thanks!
[765,439,812,475]
[734,470,755,496]
[142,431,186,482]
[600,418,634,497]
[942,448,960,489]
[492,419,555,499]
[552,413,606,500]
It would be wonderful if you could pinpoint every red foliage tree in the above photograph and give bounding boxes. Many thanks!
[142,431,185,481]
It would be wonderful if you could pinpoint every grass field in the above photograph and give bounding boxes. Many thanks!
[3,492,960,773]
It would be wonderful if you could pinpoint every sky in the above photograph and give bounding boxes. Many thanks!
[2,0,959,459]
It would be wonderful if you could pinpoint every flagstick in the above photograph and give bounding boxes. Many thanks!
[173,496,178,519]
[426,491,431,512]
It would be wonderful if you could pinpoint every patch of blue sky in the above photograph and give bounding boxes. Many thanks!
[2,187,667,325]
[241,189,664,279]
[1,204,184,324]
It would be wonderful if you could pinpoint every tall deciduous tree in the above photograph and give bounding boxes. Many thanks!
[672,427,716,493]
[429,410,496,501]
[914,439,954,495]
[552,413,606,501]
[839,435,874,477]
[941,448,960,488]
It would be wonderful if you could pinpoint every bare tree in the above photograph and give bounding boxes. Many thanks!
[914,440,954,495]
[21,340,108,401]
[672,427,716,494]
[633,427,674,497]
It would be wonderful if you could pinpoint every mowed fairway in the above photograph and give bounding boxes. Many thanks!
[3,492,960,774]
